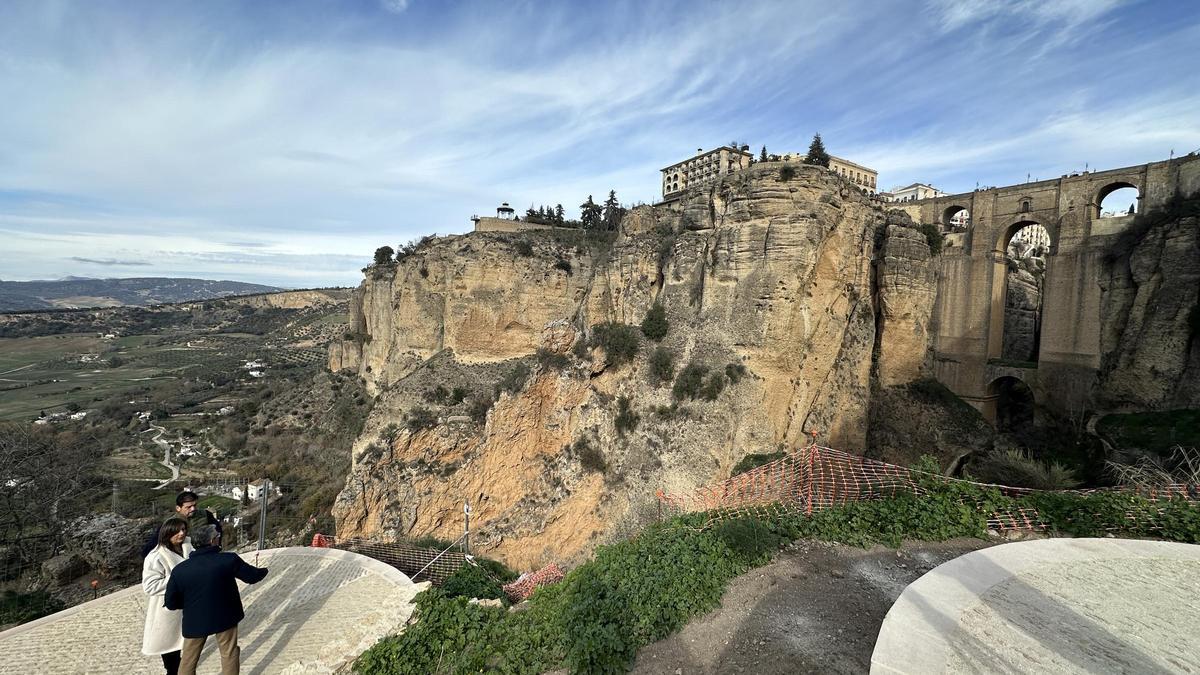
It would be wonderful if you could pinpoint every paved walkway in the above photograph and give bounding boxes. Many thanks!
[871,538,1200,674]
[0,547,427,674]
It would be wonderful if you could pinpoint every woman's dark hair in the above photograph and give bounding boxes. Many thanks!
[158,517,189,555]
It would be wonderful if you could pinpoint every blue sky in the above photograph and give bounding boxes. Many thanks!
[1,0,1198,287]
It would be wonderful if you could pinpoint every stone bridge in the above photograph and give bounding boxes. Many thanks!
[893,154,1200,423]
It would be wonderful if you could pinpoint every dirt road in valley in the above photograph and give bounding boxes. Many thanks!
[631,538,996,675]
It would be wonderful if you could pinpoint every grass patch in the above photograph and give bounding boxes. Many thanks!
[355,474,1200,675]
[731,451,788,476]
[1098,409,1200,454]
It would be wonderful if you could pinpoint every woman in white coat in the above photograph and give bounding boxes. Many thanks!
[142,517,192,675]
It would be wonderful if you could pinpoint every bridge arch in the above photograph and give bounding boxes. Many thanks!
[1095,181,1140,218]
[995,218,1055,255]
[942,204,971,232]
[989,220,1051,362]
[987,375,1035,430]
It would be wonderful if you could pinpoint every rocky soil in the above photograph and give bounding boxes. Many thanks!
[631,538,995,675]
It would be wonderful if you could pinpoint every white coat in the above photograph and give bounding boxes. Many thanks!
[141,543,193,655]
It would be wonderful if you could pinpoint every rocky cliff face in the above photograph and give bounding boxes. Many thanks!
[1098,211,1200,408]
[330,166,943,568]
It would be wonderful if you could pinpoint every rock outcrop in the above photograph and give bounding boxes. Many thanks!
[330,166,945,568]
[1098,212,1200,408]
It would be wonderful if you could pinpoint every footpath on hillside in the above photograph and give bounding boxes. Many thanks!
[631,538,993,674]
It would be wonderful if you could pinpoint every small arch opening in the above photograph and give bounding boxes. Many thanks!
[989,376,1034,432]
[943,205,970,232]
[1097,183,1139,218]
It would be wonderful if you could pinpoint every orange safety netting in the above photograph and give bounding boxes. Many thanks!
[656,443,1199,532]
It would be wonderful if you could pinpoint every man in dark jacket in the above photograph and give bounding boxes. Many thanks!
[141,490,222,558]
[164,524,268,675]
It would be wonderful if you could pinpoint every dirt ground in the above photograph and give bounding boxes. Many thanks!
[631,538,995,675]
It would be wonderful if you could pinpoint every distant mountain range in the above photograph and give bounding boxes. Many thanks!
[0,277,285,312]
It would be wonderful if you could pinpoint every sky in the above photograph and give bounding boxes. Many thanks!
[1,0,1198,288]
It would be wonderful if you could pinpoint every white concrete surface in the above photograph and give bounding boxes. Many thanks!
[0,546,427,674]
[870,538,1200,674]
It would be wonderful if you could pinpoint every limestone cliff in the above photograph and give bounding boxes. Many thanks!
[330,165,942,568]
[1098,209,1200,409]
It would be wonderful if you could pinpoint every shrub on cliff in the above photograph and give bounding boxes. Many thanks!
[672,362,708,400]
[373,246,394,265]
[917,223,943,254]
[614,396,639,435]
[640,303,669,341]
[590,322,640,367]
[495,363,531,397]
[648,346,675,385]
[405,406,438,432]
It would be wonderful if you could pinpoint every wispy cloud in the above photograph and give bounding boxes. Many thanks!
[927,0,1125,33]
[0,0,1196,286]
[380,0,411,14]
[68,257,151,266]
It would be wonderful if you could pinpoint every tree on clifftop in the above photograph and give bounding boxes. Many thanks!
[580,195,603,230]
[760,145,768,162]
[602,190,625,231]
[804,133,830,167]
[373,246,395,265]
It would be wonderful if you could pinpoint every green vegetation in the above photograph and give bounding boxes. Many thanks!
[553,259,573,275]
[647,346,675,385]
[353,469,1200,675]
[590,322,640,368]
[614,396,639,436]
[495,363,532,397]
[514,240,535,257]
[724,363,747,384]
[1098,409,1200,454]
[406,406,439,432]
[778,165,796,181]
[639,303,668,341]
[373,246,395,265]
[1,590,65,625]
[536,348,571,371]
[803,132,830,167]
[439,564,508,605]
[672,362,708,400]
[699,372,727,401]
[917,223,943,255]
[973,449,1081,490]
[731,451,788,476]
[573,437,606,474]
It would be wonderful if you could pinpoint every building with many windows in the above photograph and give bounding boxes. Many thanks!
[660,146,754,200]
[826,156,878,194]
[883,183,945,203]
[778,153,879,194]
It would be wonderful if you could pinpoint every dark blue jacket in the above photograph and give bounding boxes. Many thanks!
[163,546,268,638]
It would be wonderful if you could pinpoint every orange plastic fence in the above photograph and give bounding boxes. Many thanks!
[656,444,1198,532]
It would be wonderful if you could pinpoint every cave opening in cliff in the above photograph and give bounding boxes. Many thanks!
[999,222,1050,364]
[1097,183,1139,218]
[990,376,1035,432]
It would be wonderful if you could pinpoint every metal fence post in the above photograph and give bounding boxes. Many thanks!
[462,500,471,555]
[257,479,269,552]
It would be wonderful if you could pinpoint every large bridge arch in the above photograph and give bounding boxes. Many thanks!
[909,154,1200,424]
